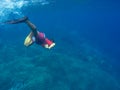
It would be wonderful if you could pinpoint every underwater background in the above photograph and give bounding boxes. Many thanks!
[0,0,120,90]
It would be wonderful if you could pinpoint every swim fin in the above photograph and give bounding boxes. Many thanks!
[24,32,34,47]
[4,16,28,24]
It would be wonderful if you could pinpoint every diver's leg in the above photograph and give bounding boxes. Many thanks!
[25,20,38,37]
[4,16,38,37]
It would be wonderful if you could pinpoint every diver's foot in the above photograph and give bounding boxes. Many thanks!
[20,16,28,22]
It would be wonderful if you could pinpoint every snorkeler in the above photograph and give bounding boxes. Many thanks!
[4,16,55,49]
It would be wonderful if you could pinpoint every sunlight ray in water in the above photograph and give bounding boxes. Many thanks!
[0,0,49,22]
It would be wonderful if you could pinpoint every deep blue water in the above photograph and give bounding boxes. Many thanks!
[0,0,120,90]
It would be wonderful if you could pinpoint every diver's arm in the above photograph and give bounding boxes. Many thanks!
[25,20,38,37]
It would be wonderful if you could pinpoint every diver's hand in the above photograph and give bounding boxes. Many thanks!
[44,43,55,49]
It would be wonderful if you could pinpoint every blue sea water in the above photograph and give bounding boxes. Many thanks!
[0,0,120,90]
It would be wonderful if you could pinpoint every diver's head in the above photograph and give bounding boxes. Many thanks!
[50,38,55,43]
